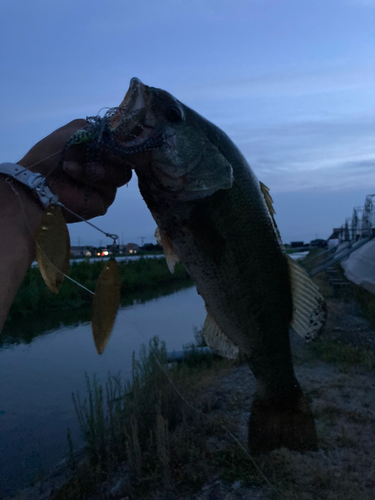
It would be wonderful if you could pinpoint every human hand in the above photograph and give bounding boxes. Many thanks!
[18,119,133,223]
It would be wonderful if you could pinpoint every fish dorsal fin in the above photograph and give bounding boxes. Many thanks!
[259,181,275,216]
[287,255,327,341]
[155,227,180,274]
[259,182,326,340]
[202,312,239,359]
[259,181,282,244]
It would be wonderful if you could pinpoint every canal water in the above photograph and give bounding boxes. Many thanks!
[0,286,206,498]
[0,252,307,498]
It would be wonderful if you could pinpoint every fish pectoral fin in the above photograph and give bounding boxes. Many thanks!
[288,255,327,341]
[155,227,180,274]
[202,313,239,359]
[185,142,234,197]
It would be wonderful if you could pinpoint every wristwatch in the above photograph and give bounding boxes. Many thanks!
[0,162,58,208]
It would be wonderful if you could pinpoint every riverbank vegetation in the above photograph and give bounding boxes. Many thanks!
[302,248,375,335]
[52,328,375,500]
[7,257,191,320]
[1,257,192,347]
[54,336,235,500]
[9,250,375,500]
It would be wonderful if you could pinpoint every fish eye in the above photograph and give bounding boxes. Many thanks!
[166,105,183,123]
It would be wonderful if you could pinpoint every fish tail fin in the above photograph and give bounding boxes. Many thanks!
[248,393,317,454]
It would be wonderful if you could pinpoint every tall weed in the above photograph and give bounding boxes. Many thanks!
[70,337,223,497]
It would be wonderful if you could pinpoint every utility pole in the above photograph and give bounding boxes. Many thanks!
[139,236,146,246]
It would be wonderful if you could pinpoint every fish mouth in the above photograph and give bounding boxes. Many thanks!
[110,77,161,151]
[119,77,147,111]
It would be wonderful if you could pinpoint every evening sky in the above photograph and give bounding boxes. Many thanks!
[1,0,374,246]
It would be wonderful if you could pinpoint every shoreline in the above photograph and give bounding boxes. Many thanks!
[5,258,375,500]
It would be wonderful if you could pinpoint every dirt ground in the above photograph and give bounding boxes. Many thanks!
[177,284,375,500]
[82,322,375,500]
[9,275,375,500]
[183,348,375,500]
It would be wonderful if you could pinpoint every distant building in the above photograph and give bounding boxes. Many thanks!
[70,246,93,257]
[117,245,127,254]
[290,241,304,248]
[141,243,162,252]
[310,239,327,249]
[125,243,139,254]
[327,228,342,241]
[343,221,351,242]
[327,228,342,249]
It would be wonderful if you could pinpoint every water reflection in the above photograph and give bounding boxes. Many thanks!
[0,280,192,348]
[0,286,206,498]
[0,251,308,497]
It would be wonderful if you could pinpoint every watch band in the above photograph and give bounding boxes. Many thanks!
[0,162,59,208]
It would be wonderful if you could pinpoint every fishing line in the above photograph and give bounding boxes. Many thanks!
[7,119,282,496]
[12,172,282,497]
[13,149,64,173]
[57,202,118,244]
[15,169,281,494]
[7,179,95,296]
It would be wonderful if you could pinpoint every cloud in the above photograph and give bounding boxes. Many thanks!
[223,115,375,194]
[183,66,375,101]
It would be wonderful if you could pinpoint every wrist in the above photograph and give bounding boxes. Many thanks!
[0,176,45,332]
[0,174,45,251]
[0,162,59,209]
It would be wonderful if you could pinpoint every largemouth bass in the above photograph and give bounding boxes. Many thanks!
[111,78,326,454]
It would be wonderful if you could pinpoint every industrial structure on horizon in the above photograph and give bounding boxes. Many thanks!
[286,193,375,252]
[305,193,375,294]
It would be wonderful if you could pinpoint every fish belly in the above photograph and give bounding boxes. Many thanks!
[138,168,317,454]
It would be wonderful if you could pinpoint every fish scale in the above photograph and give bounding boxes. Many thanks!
[140,149,303,437]
[111,77,323,454]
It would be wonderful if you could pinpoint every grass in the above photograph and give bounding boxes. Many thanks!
[213,444,263,485]
[53,336,234,499]
[303,248,375,326]
[7,257,191,319]
[299,247,326,270]
[295,249,375,371]
[300,339,375,370]
[353,284,375,331]
[12,249,375,499]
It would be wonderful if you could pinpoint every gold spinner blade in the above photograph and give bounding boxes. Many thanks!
[92,258,121,355]
[36,205,70,294]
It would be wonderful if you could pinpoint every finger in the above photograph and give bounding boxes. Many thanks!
[97,149,134,187]
[100,162,133,187]
[19,119,88,173]
[60,190,112,223]
[50,177,117,222]
[62,160,106,186]
[63,160,132,190]
[62,161,85,182]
